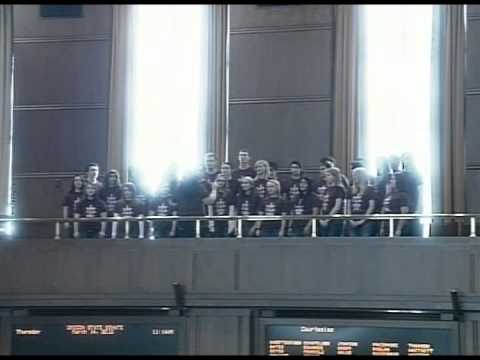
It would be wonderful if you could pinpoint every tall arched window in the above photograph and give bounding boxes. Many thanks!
[358,5,434,218]
[128,5,209,194]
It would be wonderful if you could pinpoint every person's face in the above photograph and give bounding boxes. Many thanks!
[325,172,335,185]
[289,184,300,198]
[386,178,396,194]
[319,165,327,180]
[204,155,217,171]
[85,184,96,197]
[299,178,309,192]
[255,163,265,175]
[87,166,99,180]
[240,179,252,192]
[73,176,83,190]
[123,187,134,200]
[352,171,361,185]
[266,182,277,195]
[290,164,301,177]
[215,177,226,189]
[221,164,232,177]
[238,151,250,165]
[107,173,118,186]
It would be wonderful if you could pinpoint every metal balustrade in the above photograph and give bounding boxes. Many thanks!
[0,214,477,239]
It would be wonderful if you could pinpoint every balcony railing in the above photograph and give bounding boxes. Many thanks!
[0,214,477,239]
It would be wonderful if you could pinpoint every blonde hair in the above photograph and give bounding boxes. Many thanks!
[325,167,342,187]
[254,160,271,180]
[266,179,281,197]
[352,167,369,195]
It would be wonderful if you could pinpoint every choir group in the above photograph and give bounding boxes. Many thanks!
[62,149,422,239]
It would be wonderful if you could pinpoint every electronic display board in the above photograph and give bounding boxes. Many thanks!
[259,318,458,356]
[12,316,183,355]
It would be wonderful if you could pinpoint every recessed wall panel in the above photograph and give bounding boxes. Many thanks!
[13,109,107,174]
[229,30,333,99]
[466,20,480,91]
[14,41,110,106]
[230,5,333,30]
[228,102,331,168]
[466,169,480,213]
[13,5,112,38]
[465,95,480,166]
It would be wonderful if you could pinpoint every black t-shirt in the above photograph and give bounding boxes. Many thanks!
[177,174,211,215]
[149,196,177,216]
[226,179,240,197]
[321,186,345,215]
[63,191,84,217]
[281,177,302,197]
[381,191,409,214]
[98,186,123,215]
[232,167,256,180]
[290,193,317,216]
[350,186,376,215]
[236,191,260,216]
[210,191,235,216]
[289,193,318,232]
[254,178,268,199]
[314,182,327,201]
[76,197,107,218]
[258,196,288,234]
[115,199,146,217]
[258,196,288,216]
[399,170,422,212]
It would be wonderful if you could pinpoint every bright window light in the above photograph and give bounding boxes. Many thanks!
[360,5,433,232]
[129,5,209,194]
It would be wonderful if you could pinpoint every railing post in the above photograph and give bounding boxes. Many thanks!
[195,219,201,238]
[237,219,242,238]
[470,217,476,237]
[389,218,395,238]
[54,221,60,240]
[149,221,155,240]
[138,219,144,239]
[125,220,130,239]
[311,218,317,237]
[111,220,117,239]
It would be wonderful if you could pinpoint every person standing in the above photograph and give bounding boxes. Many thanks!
[232,149,256,180]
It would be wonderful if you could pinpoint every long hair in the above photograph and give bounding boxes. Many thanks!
[351,167,369,195]
[69,174,85,194]
[104,169,121,188]
[239,176,255,195]
[325,167,342,187]
[254,160,271,180]
[121,182,137,200]
[299,177,312,196]
[266,179,281,198]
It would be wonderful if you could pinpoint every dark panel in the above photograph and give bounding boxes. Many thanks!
[13,109,108,173]
[228,102,331,168]
[40,5,83,18]
[134,247,190,292]
[229,30,333,99]
[14,41,110,106]
[13,177,72,218]
[468,5,480,17]
[466,19,480,90]
[191,250,236,292]
[230,5,333,30]
[466,169,480,213]
[14,5,112,38]
[465,95,480,166]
